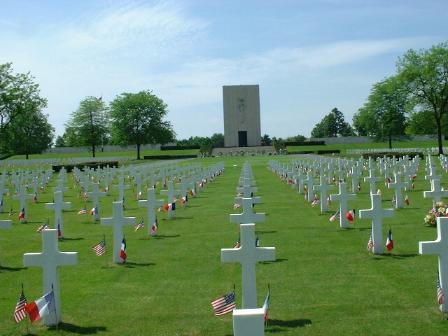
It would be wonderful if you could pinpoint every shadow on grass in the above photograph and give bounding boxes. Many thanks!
[59,237,85,241]
[48,322,107,334]
[153,234,181,239]
[261,258,288,264]
[0,265,26,272]
[256,230,277,234]
[123,261,156,268]
[373,253,419,260]
[266,318,312,333]
[171,216,194,220]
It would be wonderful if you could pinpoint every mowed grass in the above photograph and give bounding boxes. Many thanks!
[0,155,447,335]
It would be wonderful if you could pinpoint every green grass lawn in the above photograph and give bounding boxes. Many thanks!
[0,155,447,335]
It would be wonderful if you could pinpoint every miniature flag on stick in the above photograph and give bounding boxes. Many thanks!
[134,219,144,232]
[78,207,87,215]
[405,194,410,206]
[386,229,394,251]
[25,290,54,323]
[367,235,374,252]
[92,236,106,256]
[345,209,355,223]
[437,272,444,305]
[211,291,236,316]
[13,285,27,323]
[150,218,158,236]
[263,285,270,323]
[36,220,49,233]
[329,210,340,222]
[120,238,127,262]
[18,208,25,221]
[90,206,98,216]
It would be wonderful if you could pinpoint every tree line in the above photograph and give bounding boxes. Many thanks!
[311,41,448,153]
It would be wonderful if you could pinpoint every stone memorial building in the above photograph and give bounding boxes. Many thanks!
[223,85,261,147]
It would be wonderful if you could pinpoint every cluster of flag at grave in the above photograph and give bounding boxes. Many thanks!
[367,229,394,252]
[210,288,270,322]
[14,286,55,324]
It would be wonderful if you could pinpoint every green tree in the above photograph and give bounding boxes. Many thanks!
[210,133,224,147]
[406,110,437,135]
[109,91,175,159]
[0,63,47,153]
[353,76,408,148]
[55,135,65,147]
[65,97,108,157]
[311,108,353,137]
[261,134,272,146]
[397,42,448,154]
[5,109,54,159]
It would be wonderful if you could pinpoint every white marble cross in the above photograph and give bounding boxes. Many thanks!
[230,198,265,224]
[419,216,448,312]
[101,201,135,263]
[234,196,261,207]
[330,182,356,229]
[13,185,33,222]
[160,180,179,219]
[23,229,78,325]
[364,169,382,195]
[237,185,258,198]
[424,178,448,206]
[359,193,393,254]
[350,166,362,193]
[86,183,107,221]
[221,224,275,308]
[0,219,12,229]
[303,172,314,202]
[313,175,332,213]
[0,182,7,213]
[388,172,410,209]
[116,176,131,202]
[138,188,164,236]
[45,191,71,232]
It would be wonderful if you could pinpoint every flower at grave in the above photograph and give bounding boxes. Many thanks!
[377,189,382,195]
[32,193,38,203]
[119,238,127,262]
[405,195,410,206]
[150,218,158,236]
[311,196,320,207]
[424,202,448,226]
[163,203,169,212]
[233,203,241,209]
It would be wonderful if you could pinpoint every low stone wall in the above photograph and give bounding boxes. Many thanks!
[212,146,276,157]
[44,143,167,154]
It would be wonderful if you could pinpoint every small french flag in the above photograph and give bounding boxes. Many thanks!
[345,209,355,223]
[25,290,54,322]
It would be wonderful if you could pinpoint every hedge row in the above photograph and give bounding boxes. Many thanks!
[285,141,325,146]
[52,161,119,173]
[161,145,200,150]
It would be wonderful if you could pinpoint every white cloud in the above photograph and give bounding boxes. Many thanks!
[0,0,434,138]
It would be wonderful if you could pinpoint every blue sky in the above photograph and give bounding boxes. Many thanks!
[0,0,447,139]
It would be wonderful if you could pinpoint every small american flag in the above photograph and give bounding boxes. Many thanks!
[437,273,443,305]
[211,292,236,316]
[13,289,27,323]
[92,239,106,256]
[134,219,144,232]
[36,223,49,233]
[367,235,374,252]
